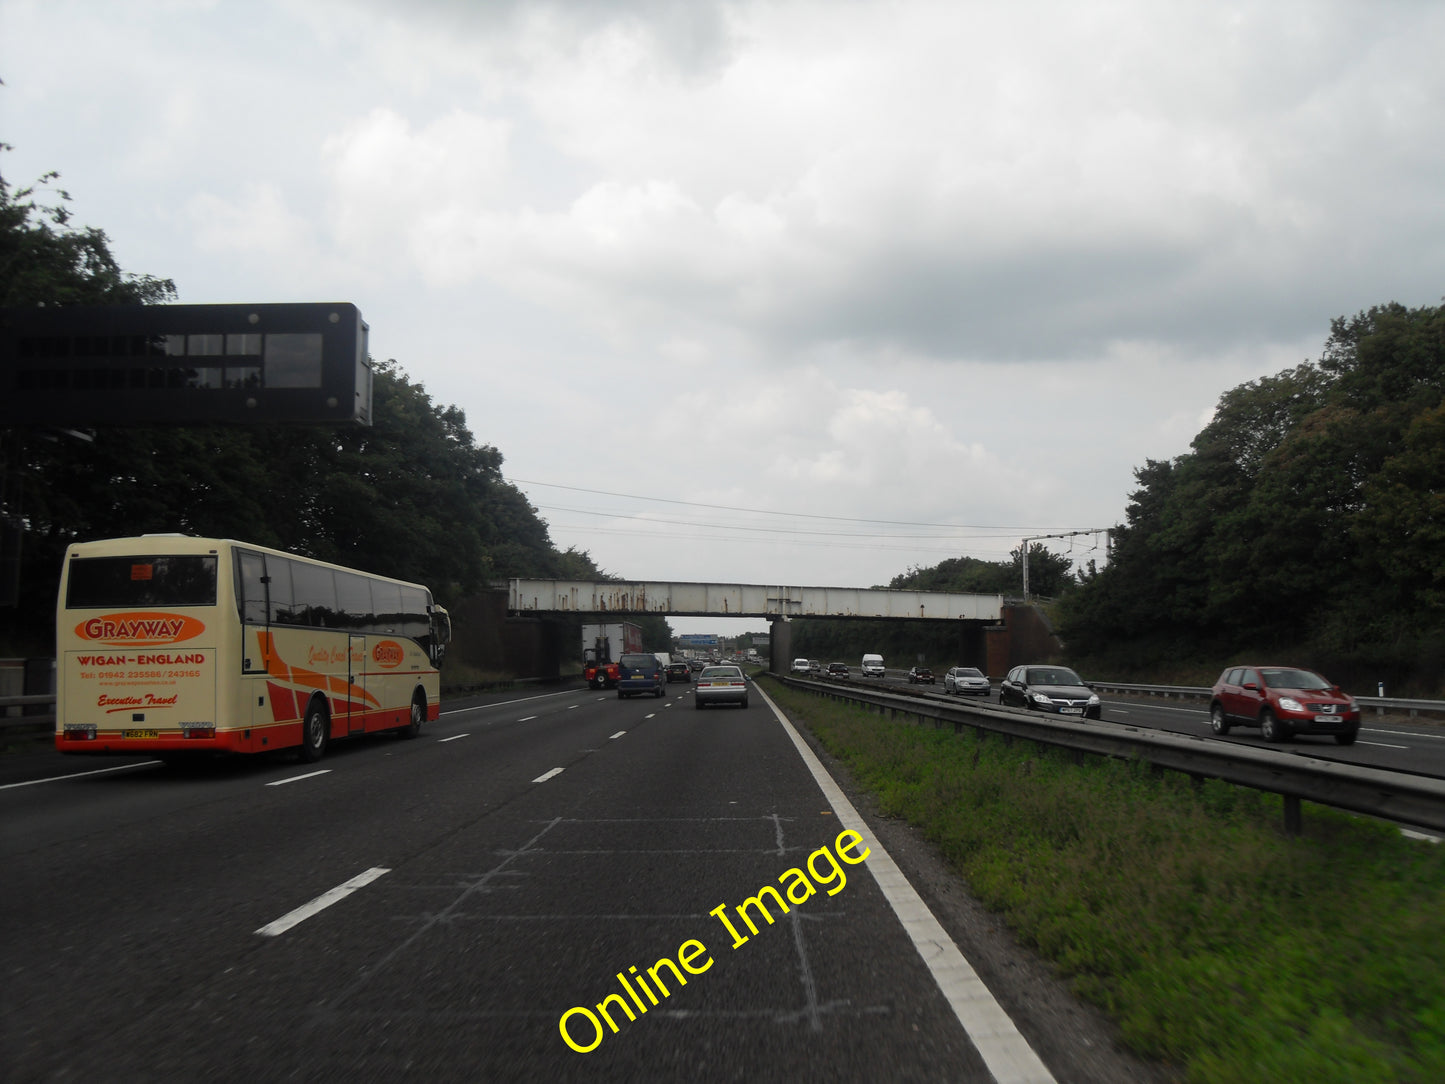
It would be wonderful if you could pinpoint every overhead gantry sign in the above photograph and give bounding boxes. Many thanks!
[0,302,372,426]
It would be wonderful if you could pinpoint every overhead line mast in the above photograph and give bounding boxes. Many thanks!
[1020,528,1112,602]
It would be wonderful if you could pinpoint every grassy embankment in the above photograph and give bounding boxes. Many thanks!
[761,678,1445,1083]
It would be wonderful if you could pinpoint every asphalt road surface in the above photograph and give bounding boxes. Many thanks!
[873,672,1445,781]
[0,680,1172,1082]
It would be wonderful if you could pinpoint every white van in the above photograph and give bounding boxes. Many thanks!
[861,653,885,677]
[791,658,811,674]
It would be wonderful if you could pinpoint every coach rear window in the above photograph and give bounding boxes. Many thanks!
[67,555,218,609]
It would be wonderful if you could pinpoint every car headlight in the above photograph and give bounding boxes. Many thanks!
[1030,691,1053,705]
[1278,696,1304,712]
[1088,694,1100,705]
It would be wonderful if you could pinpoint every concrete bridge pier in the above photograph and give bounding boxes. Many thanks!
[768,617,792,673]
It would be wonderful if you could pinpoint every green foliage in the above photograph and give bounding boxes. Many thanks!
[0,166,175,307]
[1057,300,1445,692]
[766,678,1445,1082]
[890,543,1075,598]
[0,153,601,653]
[634,614,674,652]
[1355,403,1445,614]
[3,362,600,650]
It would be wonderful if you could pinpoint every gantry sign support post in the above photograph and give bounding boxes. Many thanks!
[1020,528,1111,602]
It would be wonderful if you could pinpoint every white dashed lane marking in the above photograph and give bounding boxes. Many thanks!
[255,867,390,937]
[265,770,332,787]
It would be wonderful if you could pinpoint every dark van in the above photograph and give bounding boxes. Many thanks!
[617,653,665,698]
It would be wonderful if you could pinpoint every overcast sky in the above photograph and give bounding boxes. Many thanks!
[4,0,1442,634]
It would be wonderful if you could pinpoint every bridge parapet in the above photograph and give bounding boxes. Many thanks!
[506,579,1003,621]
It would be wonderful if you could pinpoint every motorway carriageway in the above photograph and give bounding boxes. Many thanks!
[870,672,1445,784]
[0,680,1175,1082]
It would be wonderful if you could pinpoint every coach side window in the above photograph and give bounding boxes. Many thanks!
[291,562,338,628]
[266,557,296,625]
[237,550,267,625]
[371,580,404,634]
[334,572,374,630]
[399,586,430,646]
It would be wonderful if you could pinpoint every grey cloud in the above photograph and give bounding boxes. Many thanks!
[348,0,738,77]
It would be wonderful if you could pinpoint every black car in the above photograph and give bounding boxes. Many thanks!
[665,661,691,683]
[826,662,850,678]
[907,666,935,684]
[998,664,1101,719]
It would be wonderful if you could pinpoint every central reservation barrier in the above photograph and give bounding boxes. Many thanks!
[776,674,1445,837]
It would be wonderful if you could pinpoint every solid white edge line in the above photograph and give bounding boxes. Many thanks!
[0,760,162,789]
[533,767,564,783]
[255,866,390,937]
[757,683,1057,1084]
[265,769,332,787]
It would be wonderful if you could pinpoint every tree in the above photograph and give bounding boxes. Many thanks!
[1190,363,1331,480]
[1056,298,1445,688]
[0,154,603,652]
[4,361,597,644]
[1320,302,1445,414]
[1354,403,1445,617]
[0,165,174,307]
[890,555,1016,594]
[889,545,1076,598]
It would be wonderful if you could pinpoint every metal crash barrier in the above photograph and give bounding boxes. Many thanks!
[775,673,1445,837]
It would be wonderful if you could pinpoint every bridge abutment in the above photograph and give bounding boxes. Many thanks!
[769,617,792,673]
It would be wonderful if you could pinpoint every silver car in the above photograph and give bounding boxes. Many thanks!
[694,665,749,709]
[944,666,991,696]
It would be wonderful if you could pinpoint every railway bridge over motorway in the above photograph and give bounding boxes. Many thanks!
[507,579,1036,674]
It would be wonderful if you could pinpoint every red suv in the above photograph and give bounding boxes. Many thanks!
[1209,666,1360,745]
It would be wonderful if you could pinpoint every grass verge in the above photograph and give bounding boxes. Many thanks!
[762,677,1445,1083]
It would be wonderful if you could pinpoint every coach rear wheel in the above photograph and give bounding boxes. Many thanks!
[300,697,329,762]
[401,692,425,739]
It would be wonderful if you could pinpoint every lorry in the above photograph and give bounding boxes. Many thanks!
[582,622,644,689]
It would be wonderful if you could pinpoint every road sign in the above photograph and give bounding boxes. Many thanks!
[0,302,372,426]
